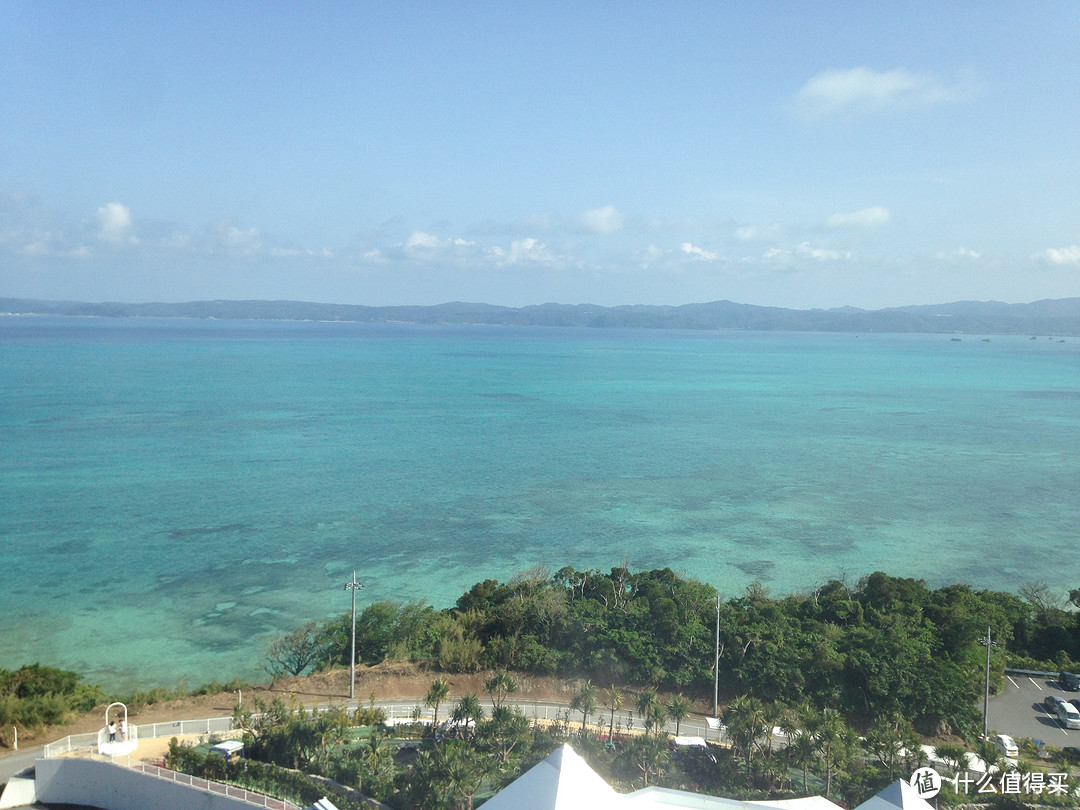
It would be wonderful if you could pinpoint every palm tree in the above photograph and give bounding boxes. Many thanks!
[786,730,818,794]
[638,688,662,735]
[451,692,484,739]
[933,742,967,776]
[723,695,766,773]
[426,677,451,735]
[667,693,691,737]
[814,710,857,799]
[761,701,786,757]
[438,742,490,810]
[628,733,671,787]
[606,685,623,741]
[570,679,599,734]
[484,669,517,710]
[364,726,393,776]
[973,737,1004,776]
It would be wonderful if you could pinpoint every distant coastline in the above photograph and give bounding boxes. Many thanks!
[3,295,1080,336]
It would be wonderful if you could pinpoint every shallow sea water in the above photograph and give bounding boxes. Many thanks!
[2,317,1078,690]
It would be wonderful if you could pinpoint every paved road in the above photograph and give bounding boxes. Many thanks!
[0,696,739,785]
[989,672,1079,746]
[0,746,44,784]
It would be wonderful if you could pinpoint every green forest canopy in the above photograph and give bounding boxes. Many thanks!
[305,568,1080,736]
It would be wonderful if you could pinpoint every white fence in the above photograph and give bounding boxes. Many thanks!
[44,715,239,757]
[129,762,301,810]
[41,697,731,759]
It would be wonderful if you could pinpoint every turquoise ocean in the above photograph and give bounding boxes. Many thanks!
[2,316,1078,691]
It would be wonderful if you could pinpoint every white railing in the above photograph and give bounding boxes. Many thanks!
[40,696,731,758]
[128,761,301,810]
[44,716,238,758]
[43,730,100,757]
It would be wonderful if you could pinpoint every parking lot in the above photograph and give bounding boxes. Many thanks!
[988,671,1079,746]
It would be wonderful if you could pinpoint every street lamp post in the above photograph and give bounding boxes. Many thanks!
[344,571,364,700]
[714,593,720,719]
[979,625,997,737]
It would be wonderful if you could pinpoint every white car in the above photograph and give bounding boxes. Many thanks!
[1057,700,1080,730]
[993,734,1018,758]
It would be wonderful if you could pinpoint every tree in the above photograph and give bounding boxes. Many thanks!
[864,712,922,779]
[451,692,484,740]
[479,705,530,766]
[427,678,452,734]
[814,711,858,799]
[484,670,517,710]
[408,741,489,810]
[624,733,670,787]
[570,680,599,734]
[786,730,818,793]
[724,695,766,773]
[606,685,623,741]
[262,622,325,683]
[667,693,691,737]
[436,742,491,810]
[635,688,662,735]
[933,742,967,775]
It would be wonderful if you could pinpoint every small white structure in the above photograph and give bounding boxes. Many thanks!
[97,702,138,757]
[209,740,245,761]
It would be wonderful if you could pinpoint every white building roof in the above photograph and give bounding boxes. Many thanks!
[480,744,621,810]
[853,780,935,810]
[482,744,845,810]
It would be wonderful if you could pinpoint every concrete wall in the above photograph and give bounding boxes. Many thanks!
[35,757,275,810]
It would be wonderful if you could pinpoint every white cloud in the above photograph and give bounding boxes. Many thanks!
[488,237,555,266]
[21,239,50,256]
[403,231,475,255]
[224,225,261,255]
[680,242,717,261]
[1044,245,1080,265]
[764,243,851,262]
[734,223,781,242]
[797,242,849,261]
[826,206,892,228]
[207,221,262,255]
[793,67,971,120]
[579,205,625,234]
[936,247,982,260]
[96,202,138,244]
[404,231,443,251]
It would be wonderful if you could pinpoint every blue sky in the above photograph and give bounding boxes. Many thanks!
[2,2,1078,309]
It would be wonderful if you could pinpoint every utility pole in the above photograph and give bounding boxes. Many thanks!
[344,571,364,700]
[714,592,720,718]
[979,625,996,737]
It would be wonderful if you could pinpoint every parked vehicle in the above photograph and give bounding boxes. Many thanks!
[1044,695,1066,712]
[1056,700,1080,730]
[994,734,1018,758]
[1060,672,1080,691]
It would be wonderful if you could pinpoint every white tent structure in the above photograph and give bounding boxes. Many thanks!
[481,744,620,810]
[482,744,845,810]
[853,780,936,810]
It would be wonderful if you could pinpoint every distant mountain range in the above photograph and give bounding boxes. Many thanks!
[3,296,1079,336]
